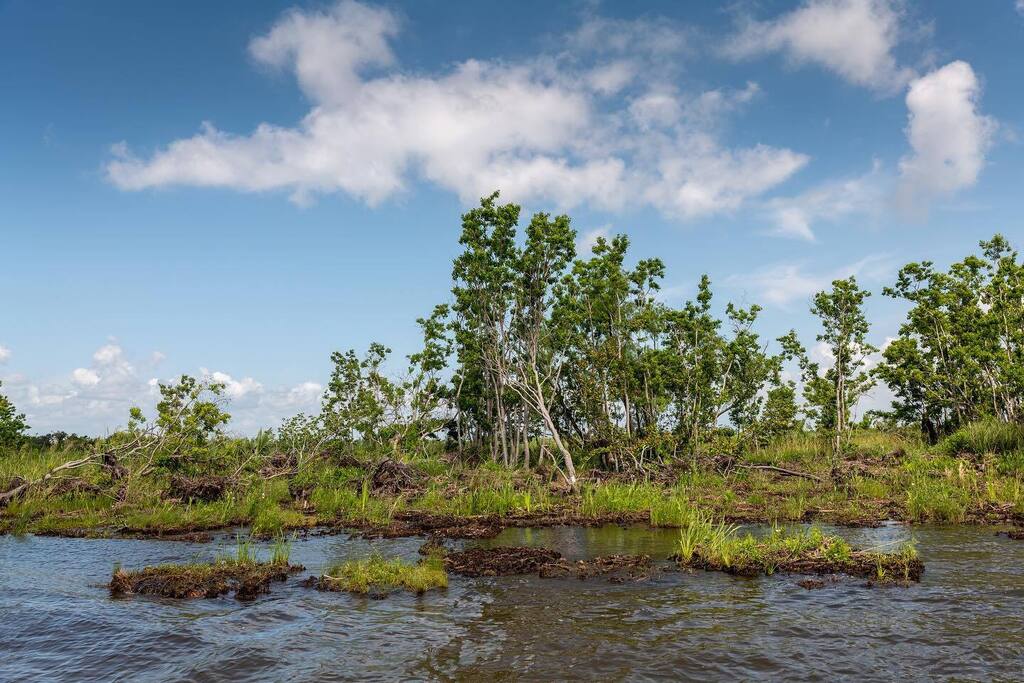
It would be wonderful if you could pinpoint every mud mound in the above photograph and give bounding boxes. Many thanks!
[445,546,562,577]
[369,459,423,495]
[443,546,656,582]
[167,475,233,503]
[109,562,303,600]
[538,554,655,581]
[46,477,101,496]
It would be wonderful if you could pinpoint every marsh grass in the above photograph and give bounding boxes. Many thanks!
[320,553,447,595]
[675,518,922,581]
[942,419,1024,457]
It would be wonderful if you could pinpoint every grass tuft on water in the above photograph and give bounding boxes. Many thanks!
[109,536,302,600]
[317,553,448,595]
[674,515,923,583]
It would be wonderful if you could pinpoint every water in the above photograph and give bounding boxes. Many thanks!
[2,524,1023,681]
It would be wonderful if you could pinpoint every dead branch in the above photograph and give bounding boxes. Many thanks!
[736,463,823,482]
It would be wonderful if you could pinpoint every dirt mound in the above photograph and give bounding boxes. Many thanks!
[259,452,297,478]
[109,562,303,600]
[538,554,655,581]
[445,546,562,577]
[368,459,424,495]
[167,475,233,503]
[443,546,656,582]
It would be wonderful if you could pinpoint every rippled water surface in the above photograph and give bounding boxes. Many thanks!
[2,524,1023,681]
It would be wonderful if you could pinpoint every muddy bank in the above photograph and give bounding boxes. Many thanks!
[109,561,303,600]
[352,509,653,541]
[442,545,655,582]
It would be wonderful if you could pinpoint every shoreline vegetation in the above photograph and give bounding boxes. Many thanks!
[2,194,1023,592]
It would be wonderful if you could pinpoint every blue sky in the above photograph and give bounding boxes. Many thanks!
[1,0,1022,434]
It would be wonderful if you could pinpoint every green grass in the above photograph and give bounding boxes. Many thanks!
[906,476,970,522]
[942,419,1024,456]
[320,554,447,595]
[675,518,921,581]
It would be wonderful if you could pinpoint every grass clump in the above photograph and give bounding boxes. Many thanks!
[941,419,1024,457]
[674,516,923,583]
[110,536,301,600]
[317,553,447,596]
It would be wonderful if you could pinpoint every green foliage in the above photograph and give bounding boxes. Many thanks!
[0,381,29,447]
[877,234,1024,441]
[322,554,447,595]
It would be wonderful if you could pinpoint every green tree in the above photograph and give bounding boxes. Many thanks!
[0,381,29,448]
[802,277,877,462]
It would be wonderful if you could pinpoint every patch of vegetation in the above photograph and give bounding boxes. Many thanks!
[674,518,922,583]
[316,554,448,595]
[109,537,301,600]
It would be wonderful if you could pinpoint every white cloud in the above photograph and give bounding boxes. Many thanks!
[576,225,611,255]
[764,161,888,240]
[107,1,807,219]
[566,14,693,58]
[724,0,914,92]
[201,368,264,400]
[727,253,893,307]
[1017,0,1024,17]
[71,368,101,387]
[1,343,323,435]
[897,61,996,212]
[0,345,10,363]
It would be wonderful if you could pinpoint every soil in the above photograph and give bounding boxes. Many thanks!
[444,546,563,577]
[442,545,655,582]
[109,562,303,600]
[354,510,651,541]
[797,578,827,590]
[167,475,234,503]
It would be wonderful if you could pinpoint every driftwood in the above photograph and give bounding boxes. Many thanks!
[736,463,823,482]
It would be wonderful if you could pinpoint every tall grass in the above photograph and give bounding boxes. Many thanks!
[942,419,1024,456]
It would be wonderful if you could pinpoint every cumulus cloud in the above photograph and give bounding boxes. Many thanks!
[762,59,994,239]
[106,1,807,219]
[724,0,914,93]
[576,225,611,255]
[0,345,10,363]
[727,253,894,307]
[764,161,888,240]
[200,368,263,400]
[897,61,996,213]
[71,368,100,387]
[1,343,322,435]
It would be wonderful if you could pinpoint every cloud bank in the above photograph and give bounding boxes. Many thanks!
[107,1,807,218]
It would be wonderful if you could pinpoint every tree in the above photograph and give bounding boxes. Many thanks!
[0,381,29,448]
[804,277,877,463]
[876,234,1024,440]
[154,375,231,446]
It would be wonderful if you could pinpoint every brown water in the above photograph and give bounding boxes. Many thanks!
[1,524,1023,681]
